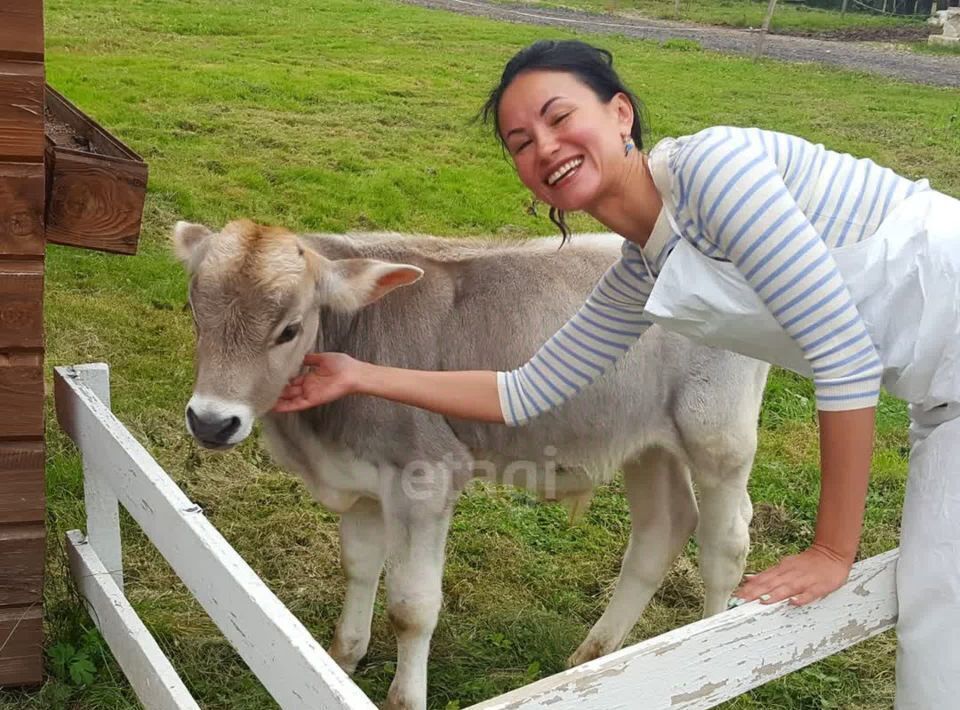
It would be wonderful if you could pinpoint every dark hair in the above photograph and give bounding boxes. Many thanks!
[480,40,648,243]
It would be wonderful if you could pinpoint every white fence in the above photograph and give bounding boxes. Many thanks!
[55,363,900,710]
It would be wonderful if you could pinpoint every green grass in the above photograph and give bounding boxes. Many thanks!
[910,38,960,54]
[489,0,928,35]
[3,0,959,707]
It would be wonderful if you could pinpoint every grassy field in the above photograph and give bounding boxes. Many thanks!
[487,0,928,36]
[3,0,959,707]
[910,38,960,54]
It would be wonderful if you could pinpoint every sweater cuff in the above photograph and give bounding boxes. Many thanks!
[814,381,881,412]
[496,371,525,427]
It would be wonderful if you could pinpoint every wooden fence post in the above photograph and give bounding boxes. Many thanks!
[755,0,780,59]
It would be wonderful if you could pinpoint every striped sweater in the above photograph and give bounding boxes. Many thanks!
[497,126,928,427]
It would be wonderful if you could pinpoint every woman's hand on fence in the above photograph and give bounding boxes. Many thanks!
[272,352,359,412]
[731,544,853,608]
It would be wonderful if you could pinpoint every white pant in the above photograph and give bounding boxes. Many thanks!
[895,404,960,709]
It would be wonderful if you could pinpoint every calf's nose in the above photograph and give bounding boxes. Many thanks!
[186,406,241,444]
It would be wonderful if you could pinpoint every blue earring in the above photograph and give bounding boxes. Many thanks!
[624,136,635,156]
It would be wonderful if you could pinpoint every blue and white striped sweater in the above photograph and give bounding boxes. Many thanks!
[497,126,928,426]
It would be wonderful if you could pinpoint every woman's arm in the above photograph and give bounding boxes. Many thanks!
[272,352,505,421]
[735,406,875,606]
[676,128,884,412]
[813,407,875,565]
[498,240,653,426]
[676,129,882,605]
[357,360,504,422]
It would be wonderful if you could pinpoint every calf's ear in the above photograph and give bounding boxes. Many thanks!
[320,258,424,312]
[172,221,214,271]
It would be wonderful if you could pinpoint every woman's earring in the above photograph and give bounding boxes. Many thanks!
[624,135,636,157]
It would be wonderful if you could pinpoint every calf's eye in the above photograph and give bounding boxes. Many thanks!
[276,323,301,345]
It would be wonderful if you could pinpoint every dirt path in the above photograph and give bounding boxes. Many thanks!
[402,0,960,88]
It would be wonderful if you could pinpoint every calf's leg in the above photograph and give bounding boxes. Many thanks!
[690,445,755,617]
[329,497,387,674]
[381,467,458,710]
[569,448,698,667]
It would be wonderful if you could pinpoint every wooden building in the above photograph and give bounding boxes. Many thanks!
[1,0,146,685]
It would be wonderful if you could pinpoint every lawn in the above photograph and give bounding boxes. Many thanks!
[3,0,959,707]
[488,0,929,37]
[911,38,960,54]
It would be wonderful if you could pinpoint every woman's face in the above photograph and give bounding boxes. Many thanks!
[498,69,633,213]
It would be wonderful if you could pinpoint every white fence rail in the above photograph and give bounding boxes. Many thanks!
[55,363,899,710]
[55,364,375,710]
[471,549,898,709]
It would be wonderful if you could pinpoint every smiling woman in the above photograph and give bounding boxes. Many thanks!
[480,41,655,243]
[273,38,960,709]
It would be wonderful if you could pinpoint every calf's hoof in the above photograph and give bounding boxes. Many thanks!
[330,654,359,676]
[567,636,616,668]
[328,636,368,676]
[384,686,426,710]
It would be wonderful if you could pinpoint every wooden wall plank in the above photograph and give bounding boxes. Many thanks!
[0,353,43,439]
[0,0,45,690]
[0,442,43,524]
[0,62,44,162]
[43,87,145,254]
[0,262,43,350]
[0,524,44,606]
[46,150,146,255]
[0,163,45,257]
[0,605,43,686]
[0,1,44,61]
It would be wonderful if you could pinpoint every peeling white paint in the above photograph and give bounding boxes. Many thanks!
[467,551,898,710]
